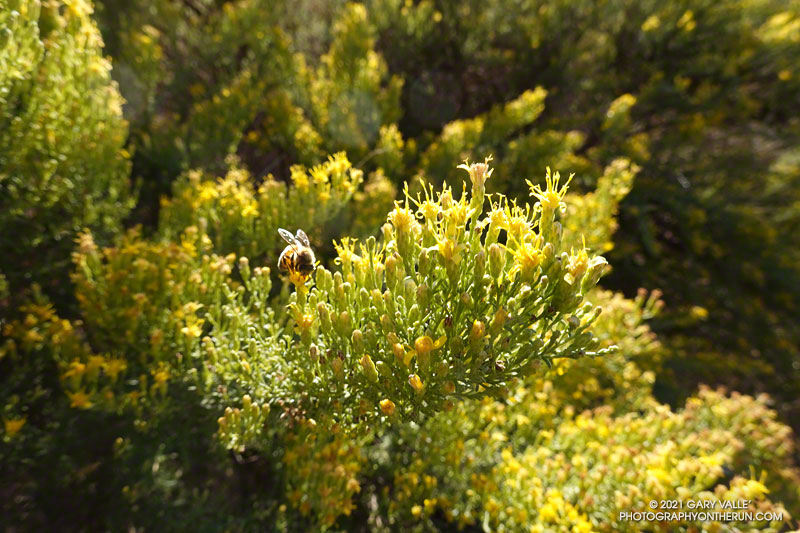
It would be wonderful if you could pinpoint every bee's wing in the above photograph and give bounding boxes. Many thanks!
[295,229,311,247]
[278,228,299,248]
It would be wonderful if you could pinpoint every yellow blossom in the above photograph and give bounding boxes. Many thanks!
[4,417,26,437]
[528,167,573,212]
[68,390,93,409]
[510,241,542,281]
[408,374,425,394]
[380,399,396,415]
[181,319,204,339]
[458,155,494,191]
[388,202,417,234]
[241,201,259,217]
[62,360,87,380]
[436,237,466,265]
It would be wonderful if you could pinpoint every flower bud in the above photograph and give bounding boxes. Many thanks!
[470,320,486,342]
[414,336,433,369]
[552,221,562,245]
[393,343,406,364]
[317,302,332,334]
[443,381,456,394]
[385,254,398,289]
[351,329,364,354]
[316,267,334,293]
[238,256,250,279]
[418,247,432,278]
[408,374,425,394]
[331,357,344,379]
[360,354,379,383]
[490,307,508,335]
[581,257,608,294]
[489,243,506,280]
[380,314,392,334]
[404,278,417,301]
[359,287,370,309]
[380,399,396,416]
[383,290,396,315]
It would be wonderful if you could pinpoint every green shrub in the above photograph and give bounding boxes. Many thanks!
[0,0,132,298]
[4,0,800,529]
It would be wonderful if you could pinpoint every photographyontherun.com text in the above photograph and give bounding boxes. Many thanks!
[620,500,784,523]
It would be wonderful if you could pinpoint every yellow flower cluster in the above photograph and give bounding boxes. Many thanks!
[282,419,365,528]
[389,382,798,531]
[159,153,365,261]
[269,158,612,427]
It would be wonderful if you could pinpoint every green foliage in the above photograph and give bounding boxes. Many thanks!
[0,0,132,297]
[3,0,800,530]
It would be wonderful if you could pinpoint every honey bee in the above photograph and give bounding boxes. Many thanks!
[278,228,316,282]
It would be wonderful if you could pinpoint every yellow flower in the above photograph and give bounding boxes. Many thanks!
[334,237,359,265]
[288,270,309,289]
[641,14,660,32]
[436,237,466,265]
[4,417,26,437]
[413,335,446,356]
[443,201,476,228]
[62,360,87,380]
[487,206,510,230]
[510,241,541,281]
[346,478,361,493]
[290,165,310,191]
[572,519,593,533]
[388,203,417,234]
[741,478,770,499]
[408,335,446,369]
[458,156,494,192]
[566,246,590,283]
[420,200,440,222]
[527,167,573,212]
[379,399,396,415]
[408,374,425,394]
[153,368,169,385]
[86,355,105,376]
[68,390,93,409]
[296,313,315,331]
[241,201,259,218]
[539,502,558,522]
[181,319,204,339]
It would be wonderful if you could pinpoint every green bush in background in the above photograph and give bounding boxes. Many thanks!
[0,0,132,300]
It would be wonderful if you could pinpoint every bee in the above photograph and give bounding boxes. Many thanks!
[278,228,316,282]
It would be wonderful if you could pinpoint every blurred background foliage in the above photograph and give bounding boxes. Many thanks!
[1,0,799,530]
